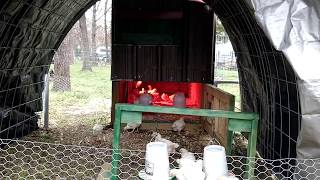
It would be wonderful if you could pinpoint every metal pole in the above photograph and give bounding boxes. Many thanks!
[43,74,49,129]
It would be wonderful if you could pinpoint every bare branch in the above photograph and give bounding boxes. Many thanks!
[95,7,112,22]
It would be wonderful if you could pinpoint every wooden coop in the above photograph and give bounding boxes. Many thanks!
[110,0,235,147]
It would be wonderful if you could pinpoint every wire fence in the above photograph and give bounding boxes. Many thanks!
[0,139,319,180]
[0,65,49,140]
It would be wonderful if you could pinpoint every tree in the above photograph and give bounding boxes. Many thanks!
[52,35,72,91]
[104,0,111,52]
[66,24,80,64]
[79,14,92,71]
[216,19,225,35]
[91,4,97,61]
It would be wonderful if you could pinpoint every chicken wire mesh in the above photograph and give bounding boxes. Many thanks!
[0,0,313,179]
[0,65,50,140]
[213,0,302,162]
[0,139,319,180]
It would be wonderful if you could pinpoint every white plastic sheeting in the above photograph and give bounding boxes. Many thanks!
[249,0,320,159]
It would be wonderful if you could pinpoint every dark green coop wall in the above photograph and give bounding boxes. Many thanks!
[0,0,99,139]
[213,0,301,165]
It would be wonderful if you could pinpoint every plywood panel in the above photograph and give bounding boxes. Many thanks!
[201,84,235,147]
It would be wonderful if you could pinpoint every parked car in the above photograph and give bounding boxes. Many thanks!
[96,46,111,63]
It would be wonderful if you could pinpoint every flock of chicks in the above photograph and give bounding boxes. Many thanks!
[93,117,238,180]
[92,82,238,179]
[132,82,177,105]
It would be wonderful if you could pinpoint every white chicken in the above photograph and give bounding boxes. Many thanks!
[175,159,205,180]
[172,117,186,133]
[139,88,146,94]
[175,148,205,180]
[183,167,205,180]
[180,148,196,162]
[170,169,186,180]
[124,122,141,132]
[93,123,104,135]
[147,85,158,95]
[194,159,203,172]
[152,132,179,154]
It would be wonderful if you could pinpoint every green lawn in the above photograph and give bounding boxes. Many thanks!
[50,61,112,107]
[218,83,241,110]
[215,69,239,81]
[215,69,241,110]
[48,61,112,128]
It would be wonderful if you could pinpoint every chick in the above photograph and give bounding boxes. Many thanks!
[152,132,179,154]
[176,156,205,180]
[124,122,141,132]
[170,169,186,180]
[183,168,205,180]
[194,159,203,172]
[161,93,171,102]
[93,123,104,135]
[172,117,186,133]
[96,162,112,180]
[180,148,196,162]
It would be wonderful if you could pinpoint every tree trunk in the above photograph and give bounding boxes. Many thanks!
[91,4,97,61]
[79,14,92,71]
[104,0,109,52]
[53,37,71,92]
[66,26,77,64]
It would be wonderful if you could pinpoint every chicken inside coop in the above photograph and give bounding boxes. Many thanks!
[127,81,202,108]
[122,81,204,129]
[114,81,204,133]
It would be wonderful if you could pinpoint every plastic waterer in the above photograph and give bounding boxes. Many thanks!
[143,142,170,180]
[203,145,228,180]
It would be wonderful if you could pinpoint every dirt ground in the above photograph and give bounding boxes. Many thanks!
[22,98,226,153]
[23,97,247,156]
[23,121,220,154]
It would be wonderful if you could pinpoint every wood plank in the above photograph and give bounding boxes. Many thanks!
[201,84,235,147]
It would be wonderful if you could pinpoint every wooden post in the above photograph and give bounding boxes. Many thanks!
[111,81,127,127]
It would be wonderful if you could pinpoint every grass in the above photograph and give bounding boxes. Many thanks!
[38,61,113,136]
[218,84,241,110]
[215,69,239,81]
[50,61,112,107]
[215,69,241,110]
[24,61,113,144]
